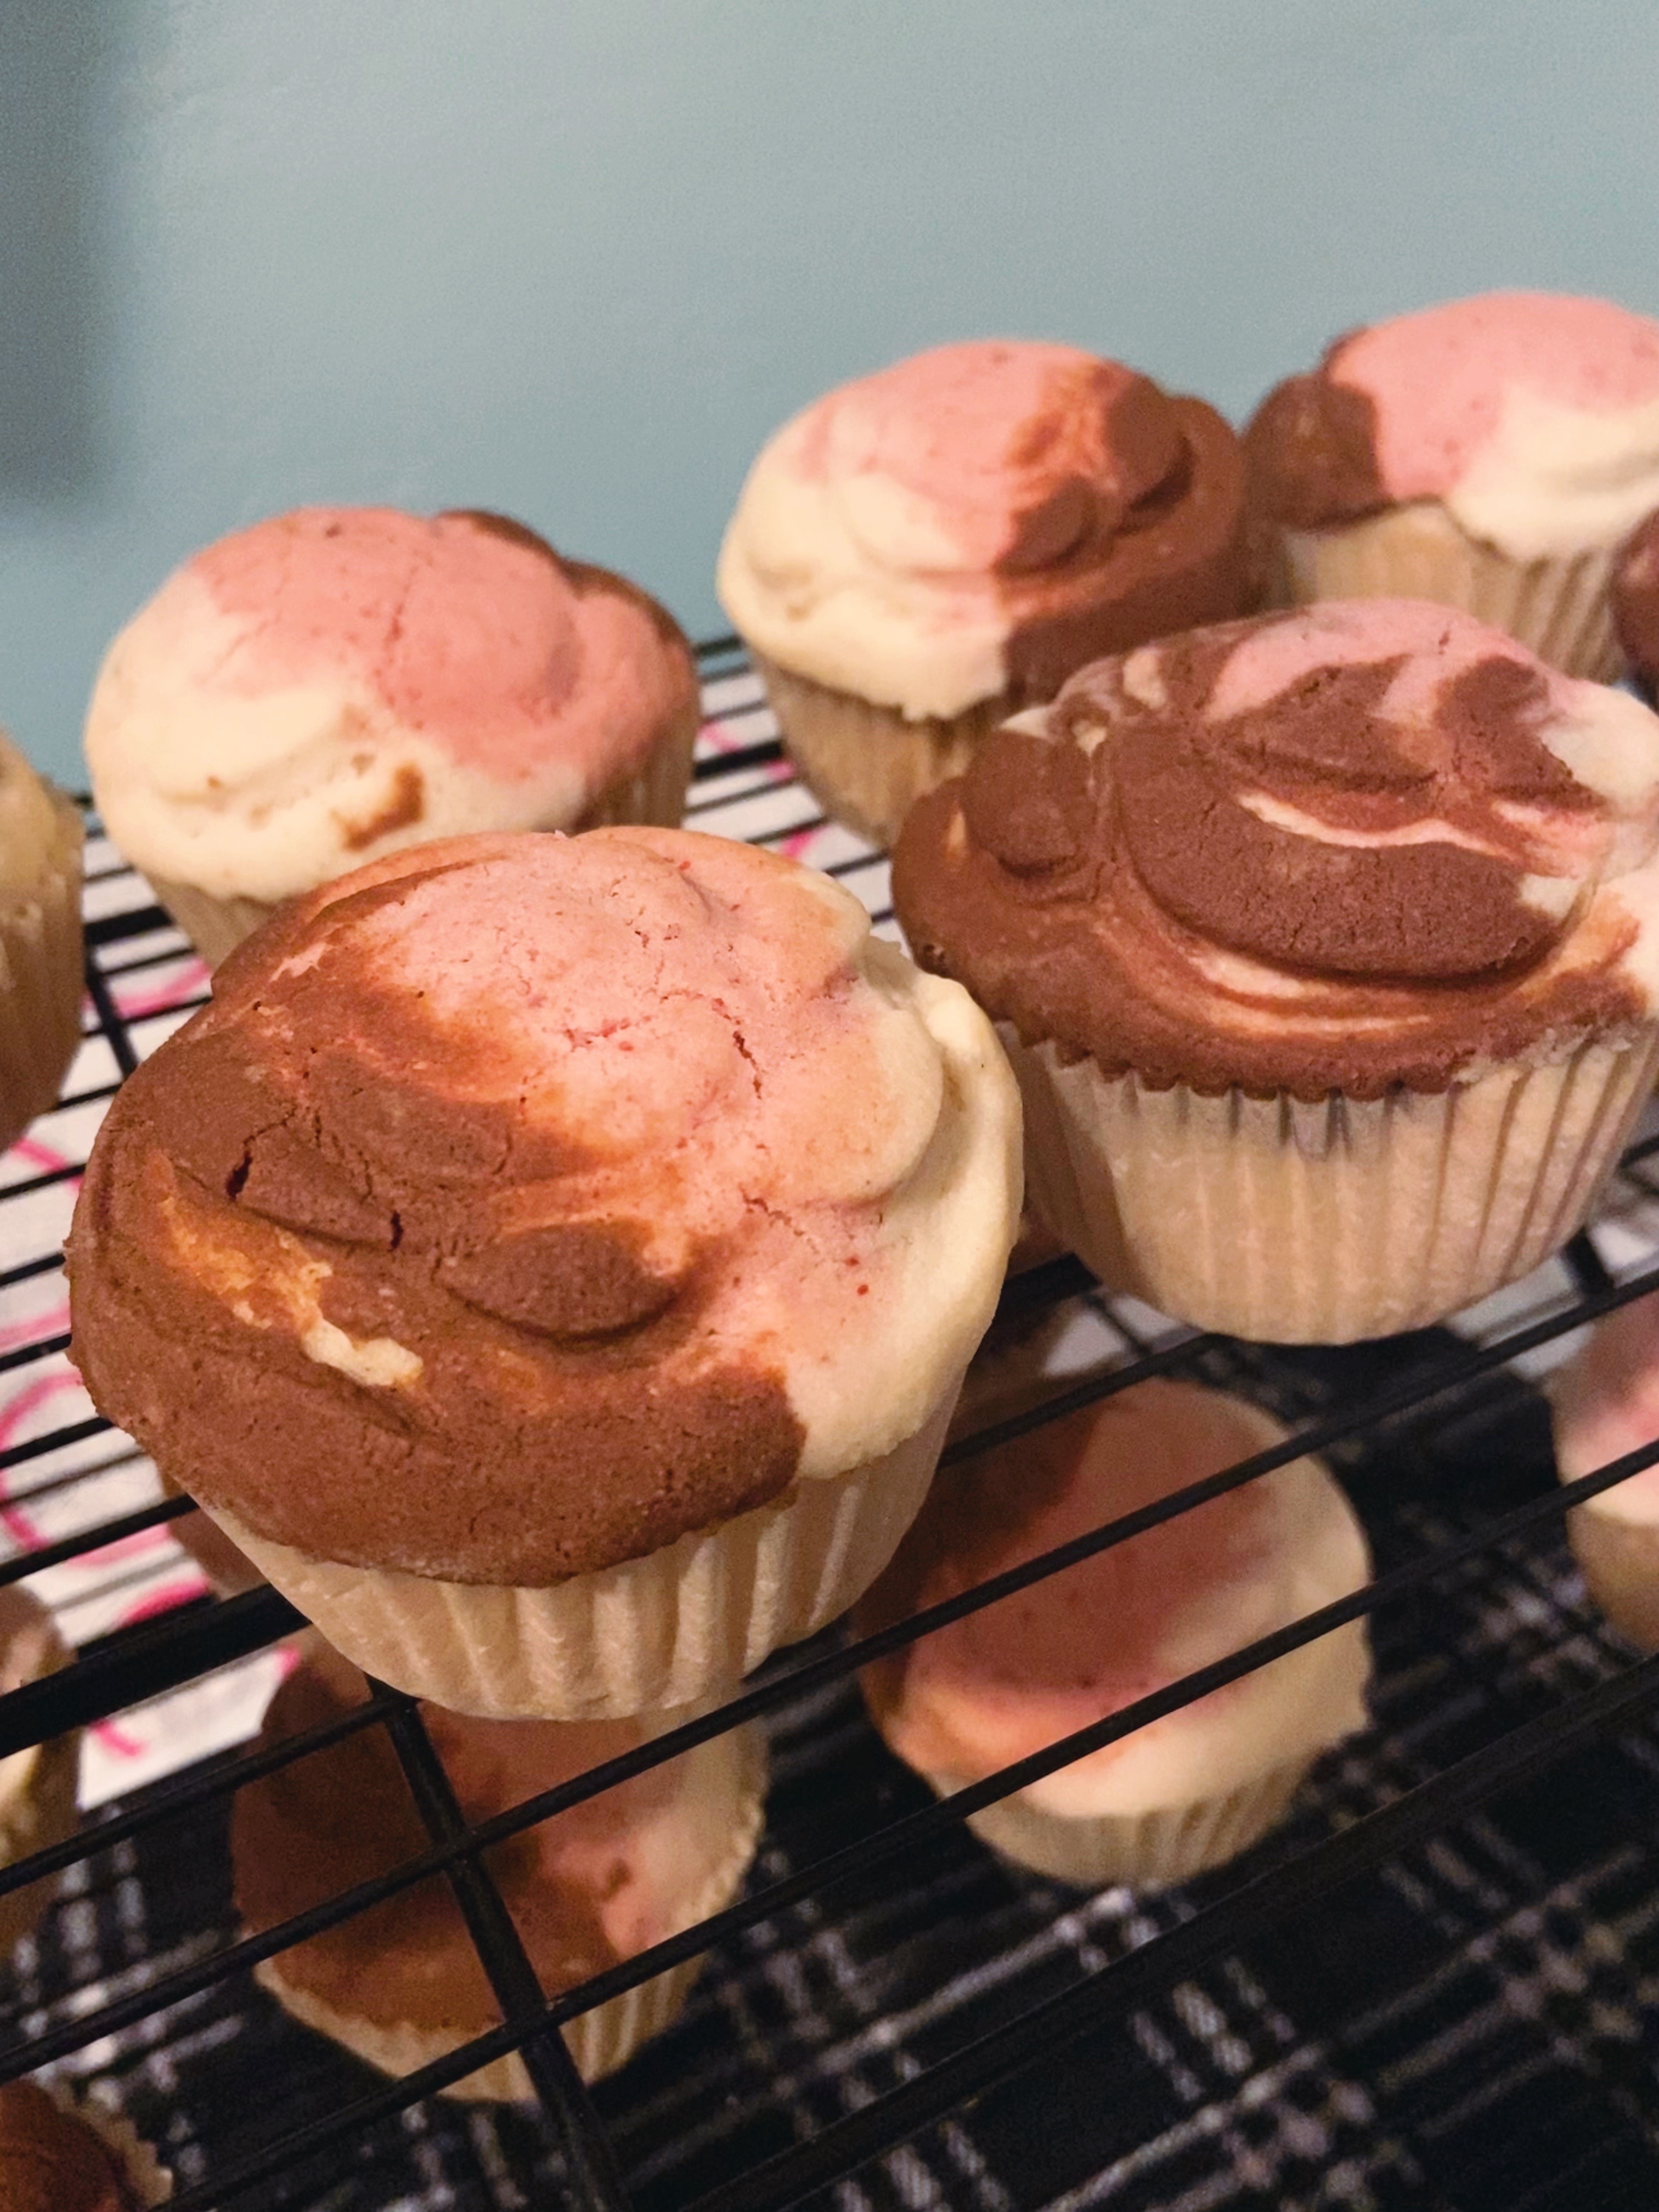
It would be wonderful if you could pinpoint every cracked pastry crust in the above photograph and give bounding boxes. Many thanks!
[67,827,1022,1587]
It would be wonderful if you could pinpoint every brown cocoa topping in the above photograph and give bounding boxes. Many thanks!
[0,2084,136,2212]
[560,556,696,654]
[1614,510,1659,692]
[233,1651,651,2033]
[1243,345,1389,532]
[443,509,696,661]
[998,396,1251,702]
[959,731,1092,881]
[435,1219,684,1338]
[341,760,426,851]
[892,613,1643,1100]
[1115,731,1559,981]
[441,507,562,560]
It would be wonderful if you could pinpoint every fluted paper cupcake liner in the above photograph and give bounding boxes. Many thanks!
[1277,505,1623,680]
[1007,1027,1659,1344]
[205,1390,958,1717]
[753,654,1013,850]
[1566,1503,1659,1652]
[254,1717,766,2099]
[0,793,84,1154]
[569,695,701,833]
[139,877,279,970]
[953,1753,1314,1888]
[33,2078,173,2204]
[145,696,701,970]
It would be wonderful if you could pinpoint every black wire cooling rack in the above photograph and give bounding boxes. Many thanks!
[4,639,1659,2210]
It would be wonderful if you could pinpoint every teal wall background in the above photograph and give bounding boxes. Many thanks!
[4,0,1658,783]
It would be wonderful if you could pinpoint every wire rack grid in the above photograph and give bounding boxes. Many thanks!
[2,639,1659,2211]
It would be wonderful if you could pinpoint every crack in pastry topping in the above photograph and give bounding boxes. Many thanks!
[893,601,1659,1099]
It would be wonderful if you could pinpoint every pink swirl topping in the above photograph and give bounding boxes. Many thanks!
[188,505,685,782]
[1330,293,1659,502]
[70,827,1015,1582]
[790,341,1169,571]
[718,339,1250,717]
[859,1380,1367,1792]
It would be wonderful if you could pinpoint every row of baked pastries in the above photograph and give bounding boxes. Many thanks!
[718,296,1659,843]
[60,595,1659,2104]
[36,296,1659,2124]
[62,608,1656,2102]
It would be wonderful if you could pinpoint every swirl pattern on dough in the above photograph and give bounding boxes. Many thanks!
[718,340,1249,720]
[69,827,1019,1582]
[893,601,1659,1099]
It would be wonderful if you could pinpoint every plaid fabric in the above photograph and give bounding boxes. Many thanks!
[1,664,1657,2210]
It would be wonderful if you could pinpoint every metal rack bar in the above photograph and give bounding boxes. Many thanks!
[689,1647,1659,2212]
[373,1688,634,2211]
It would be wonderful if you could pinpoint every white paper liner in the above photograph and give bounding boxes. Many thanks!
[1277,505,1623,681]
[253,1716,766,2100]
[569,693,701,833]
[1007,1027,1659,1344]
[952,1753,1313,1888]
[0,793,85,1155]
[1566,1504,1659,1652]
[753,654,1012,849]
[159,1473,265,1597]
[145,693,701,970]
[138,878,279,970]
[204,1389,959,1717]
[33,2076,173,2204]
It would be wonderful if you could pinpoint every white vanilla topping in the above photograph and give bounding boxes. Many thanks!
[1447,385,1659,562]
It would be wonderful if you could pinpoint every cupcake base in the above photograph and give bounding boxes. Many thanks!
[27,2081,173,2205]
[955,1753,1313,1889]
[0,1592,81,1959]
[144,692,703,970]
[138,879,275,972]
[204,1389,959,1717]
[1276,504,1623,681]
[0,792,84,1153]
[753,655,1012,850]
[253,1717,765,2100]
[1567,1503,1659,1651]
[1007,1027,1659,1343]
[0,1724,81,1959]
